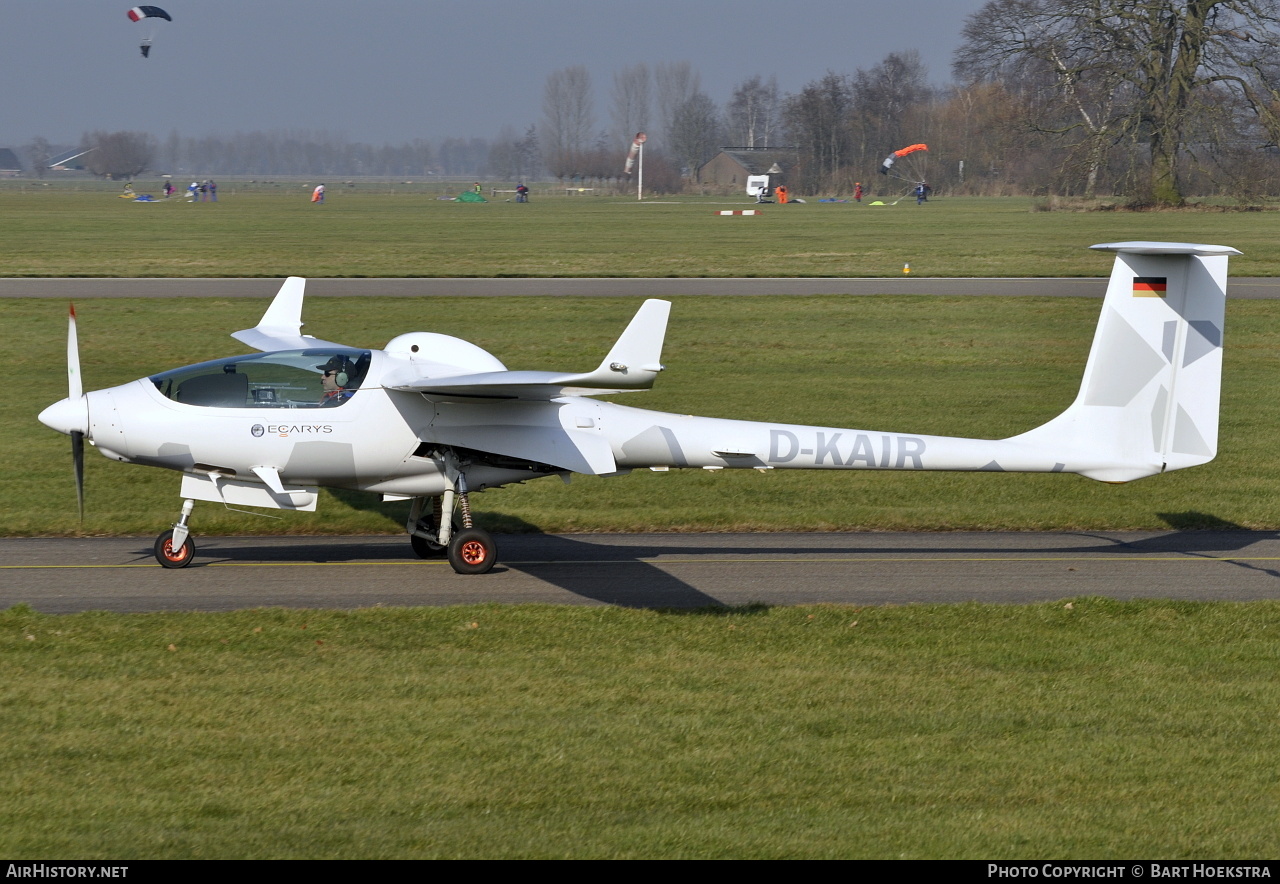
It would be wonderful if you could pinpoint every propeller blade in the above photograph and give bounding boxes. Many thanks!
[69,303,85,520]
[68,303,82,400]
[71,430,85,522]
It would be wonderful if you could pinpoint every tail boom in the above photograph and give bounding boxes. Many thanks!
[599,242,1236,483]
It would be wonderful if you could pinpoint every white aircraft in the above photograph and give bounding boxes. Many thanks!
[39,241,1236,574]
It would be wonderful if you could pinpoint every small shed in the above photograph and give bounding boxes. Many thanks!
[699,148,801,192]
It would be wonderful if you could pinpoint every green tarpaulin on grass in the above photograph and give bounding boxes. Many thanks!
[455,191,486,202]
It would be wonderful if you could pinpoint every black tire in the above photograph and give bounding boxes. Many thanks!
[447,527,496,575]
[410,532,447,559]
[154,529,195,569]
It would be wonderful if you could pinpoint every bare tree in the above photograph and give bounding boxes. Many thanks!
[488,125,543,181]
[80,131,155,180]
[725,75,780,147]
[668,92,723,181]
[955,0,1280,205]
[543,66,595,181]
[784,72,857,191]
[955,0,1137,197]
[23,137,52,178]
[611,63,651,149]
[655,61,701,146]
[852,50,933,160]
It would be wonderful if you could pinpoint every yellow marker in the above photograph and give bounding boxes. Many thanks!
[903,263,911,274]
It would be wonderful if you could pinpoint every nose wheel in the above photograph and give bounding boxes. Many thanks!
[154,499,196,568]
[154,529,195,568]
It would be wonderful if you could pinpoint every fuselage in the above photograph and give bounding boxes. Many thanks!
[39,340,1134,508]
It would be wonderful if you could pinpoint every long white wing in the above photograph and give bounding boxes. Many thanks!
[383,299,671,399]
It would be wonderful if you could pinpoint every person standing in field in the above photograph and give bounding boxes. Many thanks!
[854,182,863,202]
[312,183,325,204]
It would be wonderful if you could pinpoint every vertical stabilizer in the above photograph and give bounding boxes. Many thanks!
[1013,242,1238,481]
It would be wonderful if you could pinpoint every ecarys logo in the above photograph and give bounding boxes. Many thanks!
[251,423,335,438]
[769,429,926,468]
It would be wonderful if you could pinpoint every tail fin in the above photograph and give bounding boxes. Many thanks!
[1013,241,1237,482]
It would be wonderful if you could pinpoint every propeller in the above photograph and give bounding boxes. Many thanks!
[67,304,85,521]
[39,303,92,520]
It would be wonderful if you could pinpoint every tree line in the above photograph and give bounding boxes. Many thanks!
[17,3,1280,204]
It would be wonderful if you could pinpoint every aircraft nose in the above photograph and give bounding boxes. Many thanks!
[39,396,89,437]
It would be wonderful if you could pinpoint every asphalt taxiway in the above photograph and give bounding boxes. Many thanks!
[3,531,1279,613]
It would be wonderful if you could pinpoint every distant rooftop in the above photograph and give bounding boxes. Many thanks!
[47,148,95,168]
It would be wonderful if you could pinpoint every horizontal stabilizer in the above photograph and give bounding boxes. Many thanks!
[231,277,350,352]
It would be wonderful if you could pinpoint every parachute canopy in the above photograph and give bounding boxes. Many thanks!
[879,143,928,175]
[127,5,171,22]
[127,6,171,58]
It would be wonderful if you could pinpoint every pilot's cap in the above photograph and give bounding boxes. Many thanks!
[316,355,349,372]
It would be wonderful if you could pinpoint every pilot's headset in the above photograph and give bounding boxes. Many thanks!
[317,355,351,387]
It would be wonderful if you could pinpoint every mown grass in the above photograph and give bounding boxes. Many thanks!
[11,294,1280,536]
[7,188,1280,861]
[6,184,1280,277]
[3,600,1279,859]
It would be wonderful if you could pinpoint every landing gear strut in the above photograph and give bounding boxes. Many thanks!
[155,499,196,568]
[407,452,497,574]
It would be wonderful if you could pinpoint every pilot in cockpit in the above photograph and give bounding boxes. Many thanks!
[318,355,356,406]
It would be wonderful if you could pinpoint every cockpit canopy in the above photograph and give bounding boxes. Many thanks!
[150,349,371,408]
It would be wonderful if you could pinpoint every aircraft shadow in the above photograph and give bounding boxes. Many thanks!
[148,511,1280,609]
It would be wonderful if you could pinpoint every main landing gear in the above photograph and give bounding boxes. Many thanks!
[406,454,497,574]
[149,452,499,574]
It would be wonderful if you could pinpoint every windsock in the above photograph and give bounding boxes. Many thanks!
[624,132,647,175]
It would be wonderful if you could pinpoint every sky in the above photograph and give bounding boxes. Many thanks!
[2,1,990,149]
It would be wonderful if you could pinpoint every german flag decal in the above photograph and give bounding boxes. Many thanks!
[1133,276,1168,297]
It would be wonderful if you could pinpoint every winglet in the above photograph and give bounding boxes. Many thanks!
[579,298,671,388]
[256,276,307,335]
[231,277,348,352]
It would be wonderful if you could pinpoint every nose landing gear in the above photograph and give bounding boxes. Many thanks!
[154,499,196,568]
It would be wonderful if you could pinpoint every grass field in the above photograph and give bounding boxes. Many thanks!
[6,183,1280,277]
[6,189,1280,859]
[5,600,1280,859]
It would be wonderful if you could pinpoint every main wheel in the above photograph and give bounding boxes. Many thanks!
[410,532,447,559]
[410,515,460,559]
[154,529,195,569]
[448,527,496,575]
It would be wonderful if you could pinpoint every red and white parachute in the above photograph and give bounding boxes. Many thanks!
[127,6,171,58]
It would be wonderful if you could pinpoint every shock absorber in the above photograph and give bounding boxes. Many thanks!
[456,472,473,529]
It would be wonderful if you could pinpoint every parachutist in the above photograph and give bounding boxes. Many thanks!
[127,6,171,58]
